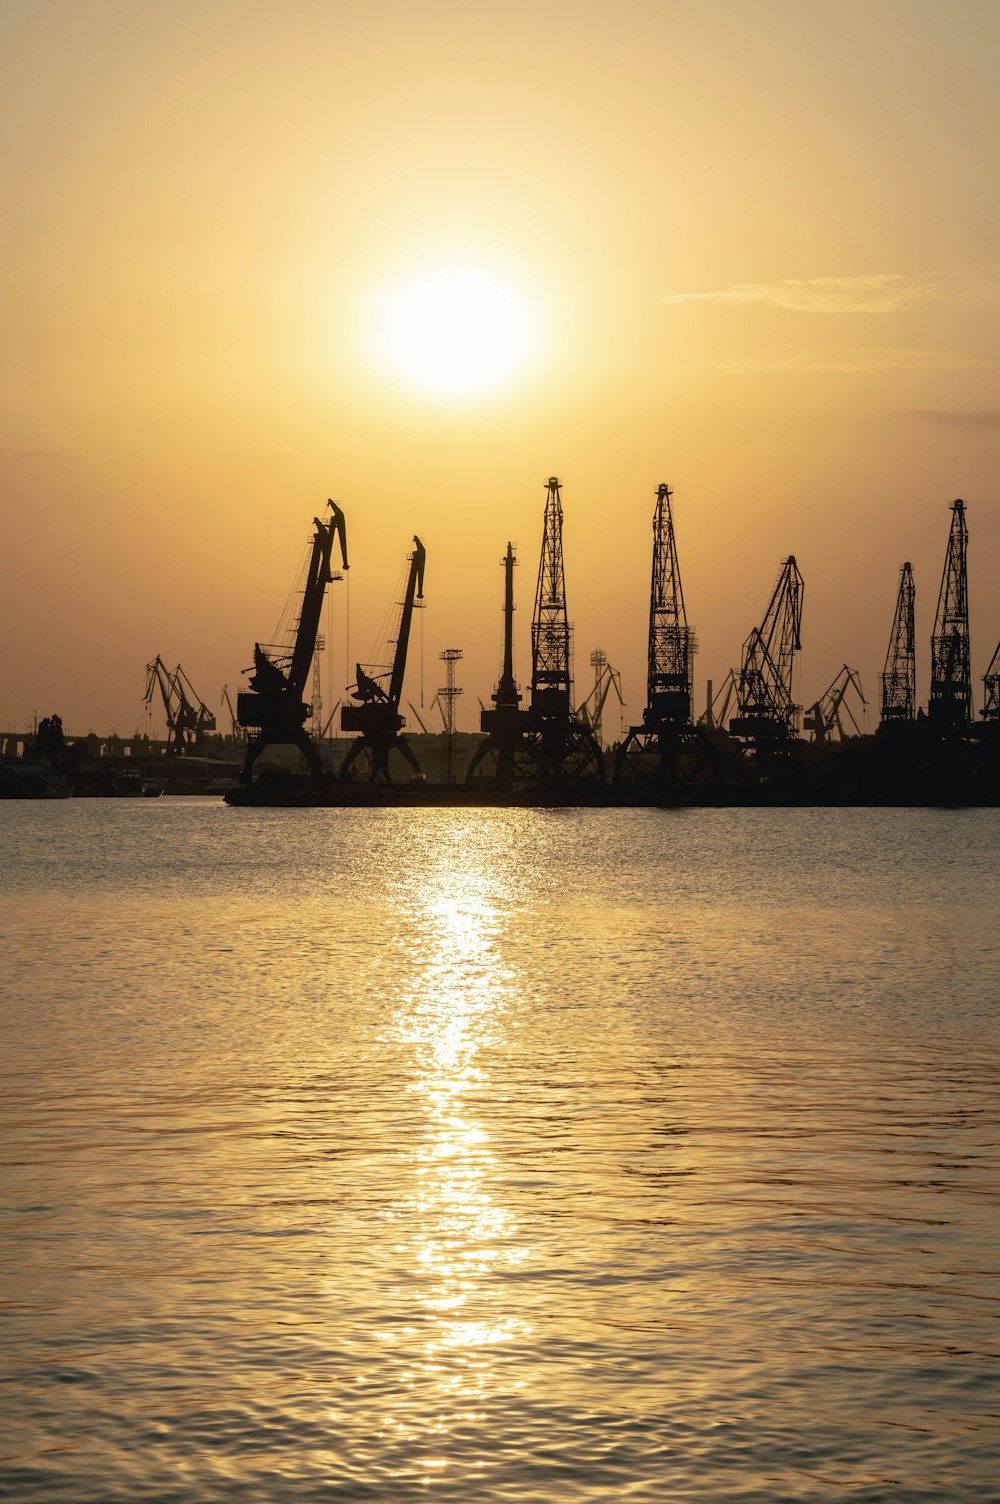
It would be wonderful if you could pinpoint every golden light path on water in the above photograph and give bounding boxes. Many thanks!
[379,828,529,1465]
[2,804,1000,1503]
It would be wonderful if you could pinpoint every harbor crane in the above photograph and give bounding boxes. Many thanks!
[468,479,603,786]
[523,478,604,781]
[237,501,348,784]
[339,536,425,783]
[929,499,971,729]
[730,556,804,741]
[466,541,526,786]
[803,665,867,742]
[615,482,717,787]
[880,563,916,725]
[576,648,623,747]
[144,657,216,752]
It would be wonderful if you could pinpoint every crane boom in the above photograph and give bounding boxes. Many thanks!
[389,538,425,708]
[880,562,916,723]
[339,536,426,783]
[732,556,804,737]
[929,499,971,727]
[237,501,347,785]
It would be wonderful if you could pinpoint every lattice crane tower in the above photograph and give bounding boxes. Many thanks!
[531,476,573,716]
[929,499,971,727]
[880,563,915,723]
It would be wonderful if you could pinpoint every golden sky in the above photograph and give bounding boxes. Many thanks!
[2,0,999,736]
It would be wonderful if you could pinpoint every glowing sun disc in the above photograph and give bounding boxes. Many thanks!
[381,270,531,396]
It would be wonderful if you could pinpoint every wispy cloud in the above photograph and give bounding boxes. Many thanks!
[911,408,1000,429]
[721,348,995,375]
[664,271,1000,314]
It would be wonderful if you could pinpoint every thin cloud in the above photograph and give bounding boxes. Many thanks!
[911,408,1000,428]
[664,271,1000,314]
[721,348,995,375]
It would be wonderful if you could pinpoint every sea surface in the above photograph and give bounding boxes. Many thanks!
[1,801,998,1503]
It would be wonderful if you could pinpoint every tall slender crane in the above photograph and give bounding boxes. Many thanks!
[929,499,971,728]
[645,482,693,723]
[467,480,603,787]
[615,482,716,788]
[339,537,425,783]
[880,562,916,724]
[466,542,528,786]
[531,476,573,718]
[524,477,603,782]
[237,501,348,784]
[730,556,804,740]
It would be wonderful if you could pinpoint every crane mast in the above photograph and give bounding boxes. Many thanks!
[495,543,521,711]
[929,499,971,727]
[531,477,572,717]
[467,480,603,787]
[614,482,717,789]
[646,483,693,724]
[465,542,526,786]
[732,556,804,738]
[880,562,916,723]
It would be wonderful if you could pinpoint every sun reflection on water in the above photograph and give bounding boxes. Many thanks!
[382,831,530,1390]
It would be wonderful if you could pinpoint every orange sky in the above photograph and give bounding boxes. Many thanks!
[2,0,999,737]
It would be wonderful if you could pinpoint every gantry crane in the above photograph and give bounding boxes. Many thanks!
[803,665,867,742]
[730,556,804,741]
[929,499,971,729]
[615,482,717,788]
[237,501,348,784]
[144,657,217,752]
[339,536,425,783]
[880,563,916,725]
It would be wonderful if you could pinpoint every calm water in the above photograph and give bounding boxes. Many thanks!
[1,802,998,1503]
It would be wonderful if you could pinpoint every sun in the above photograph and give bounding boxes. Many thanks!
[379,268,533,397]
